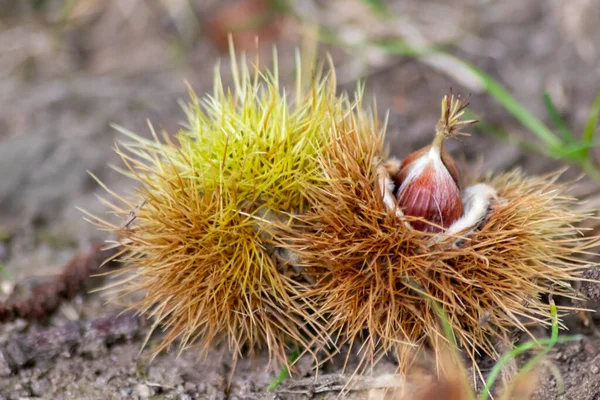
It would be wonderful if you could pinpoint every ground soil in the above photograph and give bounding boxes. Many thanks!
[1,1,600,399]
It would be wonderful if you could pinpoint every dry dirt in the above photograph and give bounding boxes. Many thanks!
[1,1,600,399]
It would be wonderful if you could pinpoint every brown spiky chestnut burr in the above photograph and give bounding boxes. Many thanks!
[274,92,599,378]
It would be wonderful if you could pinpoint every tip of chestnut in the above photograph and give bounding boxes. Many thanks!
[394,93,475,232]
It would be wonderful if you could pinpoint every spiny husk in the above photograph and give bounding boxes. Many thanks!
[274,119,599,374]
[86,52,382,366]
[87,47,599,381]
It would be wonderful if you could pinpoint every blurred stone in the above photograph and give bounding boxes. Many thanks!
[29,378,51,397]
[133,383,152,399]
[0,134,55,212]
[0,133,105,226]
[184,382,196,393]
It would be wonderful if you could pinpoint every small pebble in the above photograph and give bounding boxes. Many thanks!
[591,365,600,375]
[148,366,182,387]
[184,382,196,393]
[30,378,52,397]
[134,383,152,399]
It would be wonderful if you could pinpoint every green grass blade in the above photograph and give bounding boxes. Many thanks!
[361,0,389,17]
[548,139,600,159]
[543,92,574,142]
[266,348,301,392]
[373,38,435,57]
[583,90,600,155]
[515,302,558,377]
[0,263,9,280]
[318,26,354,47]
[478,335,581,400]
[544,361,565,396]
[430,300,457,347]
[479,302,580,400]
[314,29,600,174]
[369,38,563,151]
[463,64,562,150]
[464,110,544,155]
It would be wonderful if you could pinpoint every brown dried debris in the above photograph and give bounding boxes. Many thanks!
[0,311,142,377]
[0,244,120,322]
[204,0,284,51]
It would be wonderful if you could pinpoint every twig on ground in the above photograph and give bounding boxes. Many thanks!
[0,243,120,322]
[275,373,407,396]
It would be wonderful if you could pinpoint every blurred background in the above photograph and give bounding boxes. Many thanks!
[0,1,599,398]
